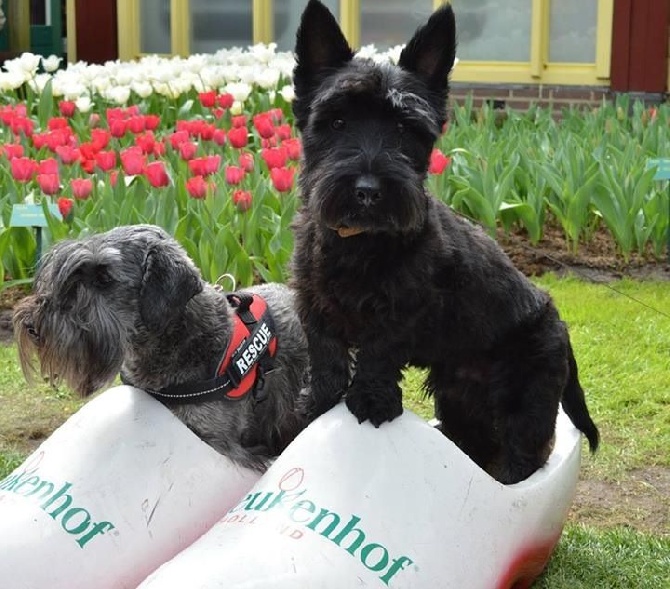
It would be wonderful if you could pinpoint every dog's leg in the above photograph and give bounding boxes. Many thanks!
[433,311,570,483]
[303,325,352,419]
[345,345,405,427]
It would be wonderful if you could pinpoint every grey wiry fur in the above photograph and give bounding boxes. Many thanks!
[13,224,310,471]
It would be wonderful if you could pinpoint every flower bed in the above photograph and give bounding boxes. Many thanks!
[0,47,666,289]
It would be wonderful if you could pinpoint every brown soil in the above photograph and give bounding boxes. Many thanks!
[1,227,668,536]
[571,468,670,537]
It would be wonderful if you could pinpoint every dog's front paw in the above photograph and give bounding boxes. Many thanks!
[345,382,403,427]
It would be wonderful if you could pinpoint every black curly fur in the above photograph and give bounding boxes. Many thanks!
[289,0,599,484]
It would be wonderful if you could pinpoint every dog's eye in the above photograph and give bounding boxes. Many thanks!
[331,118,346,130]
[26,325,40,343]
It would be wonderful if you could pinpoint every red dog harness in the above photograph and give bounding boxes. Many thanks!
[125,292,278,404]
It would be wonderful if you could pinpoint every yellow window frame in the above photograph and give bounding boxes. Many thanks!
[116,0,271,60]
[450,0,614,86]
[114,0,613,87]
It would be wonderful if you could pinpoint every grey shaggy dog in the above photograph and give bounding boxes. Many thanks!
[13,224,310,471]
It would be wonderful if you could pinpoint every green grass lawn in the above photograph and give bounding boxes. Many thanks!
[0,275,668,586]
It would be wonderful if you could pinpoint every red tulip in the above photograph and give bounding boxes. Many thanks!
[179,141,198,161]
[95,150,117,172]
[109,170,119,187]
[216,93,234,109]
[127,116,146,134]
[91,128,111,150]
[38,158,59,175]
[152,141,166,157]
[106,107,125,122]
[144,114,160,131]
[239,152,254,172]
[1,143,24,159]
[253,113,275,139]
[145,161,170,187]
[270,167,295,192]
[227,127,248,148]
[232,189,252,212]
[31,133,49,150]
[186,175,212,199]
[109,118,127,138]
[275,123,292,141]
[283,138,302,161]
[81,158,96,174]
[135,131,157,155]
[48,117,70,131]
[198,123,216,141]
[188,155,221,177]
[79,142,99,160]
[44,130,71,151]
[269,108,283,122]
[57,197,74,220]
[261,146,288,170]
[10,157,38,182]
[224,165,245,185]
[11,117,34,137]
[428,148,451,175]
[71,178,93,200]
[58,100,76,117]
[37,173,60,195]
[231,115,247,128]
[212,128,226,146]
[261,136,278,149]
[168,130,189,149]
[120,146,145,175]
[198,91,217,108]
[55,145,81,165]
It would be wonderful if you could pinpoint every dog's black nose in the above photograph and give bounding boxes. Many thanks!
[355,175,382,207]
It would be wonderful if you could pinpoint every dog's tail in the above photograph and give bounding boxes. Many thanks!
[561,341,600,453]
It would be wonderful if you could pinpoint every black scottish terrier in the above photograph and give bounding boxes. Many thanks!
[290,0,599,483]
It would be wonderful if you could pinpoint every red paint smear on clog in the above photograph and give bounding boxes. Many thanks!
[496,533,562,589]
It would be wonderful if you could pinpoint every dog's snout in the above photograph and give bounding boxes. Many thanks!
[355,175,381,207]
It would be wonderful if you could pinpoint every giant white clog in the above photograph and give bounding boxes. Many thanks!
[0,386,260,589]
[140,403,582,589]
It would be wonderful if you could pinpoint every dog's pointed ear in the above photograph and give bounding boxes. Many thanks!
[292,0,354,127]
[398,4,456,91]
[139,243,203,333]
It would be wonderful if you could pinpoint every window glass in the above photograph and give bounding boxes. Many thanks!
[275,0,339,51]
[549,0,597,63]
[454,0,531,62]
[141,0,171,54]
[189,0,253,53]
[360,0,435,49]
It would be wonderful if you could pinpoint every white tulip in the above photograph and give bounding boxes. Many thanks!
[3,70,28,90]
[75,95,93,113]
[18,52,41,75]
[254,68,280,90]
[230,100,243,115]
[27,73,52,93]
[279,84,295,103]
[106,85,131,105]
[63,82,88,101]
[41,54,62,73]
[131,80,154,98]
[225,81,252,102]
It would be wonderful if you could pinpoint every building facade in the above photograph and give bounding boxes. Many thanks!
[3,1,669,110]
